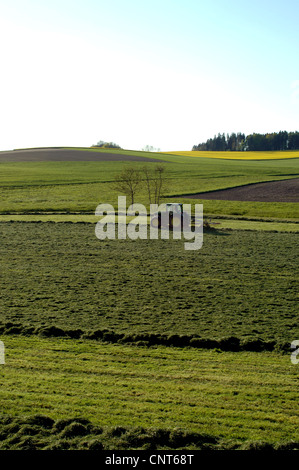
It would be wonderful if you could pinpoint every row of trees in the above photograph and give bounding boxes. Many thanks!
[142,145,161,152]
[91,142,161,152]
[192,131,299,151]
[111,165,166,207]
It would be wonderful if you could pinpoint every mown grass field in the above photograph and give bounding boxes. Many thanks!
[0,223,298,345]
[0,335,298,450]
[0,148,298,450]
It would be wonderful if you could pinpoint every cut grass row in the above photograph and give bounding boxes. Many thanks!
[1,335,298,446]
[0,321,289,353]
[0,215,298,232]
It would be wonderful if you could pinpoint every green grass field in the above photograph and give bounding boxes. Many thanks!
[0,335,298,450]
[0,148,298,450]
[0,149,298,219]
[1,222,298,345]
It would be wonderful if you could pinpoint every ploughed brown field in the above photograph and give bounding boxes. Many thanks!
[183,178,299,203]
[0,148,163,162]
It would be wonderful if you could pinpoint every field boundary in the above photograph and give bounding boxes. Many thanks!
[167,177,299,201]
[162,150,299,160]
[1,219,298,235]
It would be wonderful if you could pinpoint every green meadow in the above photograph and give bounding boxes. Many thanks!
[0,335,298,450]
[1,223,298,344]
[0,148,299,450]
[0,149,298,219]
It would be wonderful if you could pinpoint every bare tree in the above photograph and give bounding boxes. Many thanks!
[112,166,141,207]
[142,145,161,152]
[142,166,153,204]
[142,164,167,205]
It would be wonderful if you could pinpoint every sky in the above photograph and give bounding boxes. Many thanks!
[0,0,298,151]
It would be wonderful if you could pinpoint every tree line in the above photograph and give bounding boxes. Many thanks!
[192,131,299,151]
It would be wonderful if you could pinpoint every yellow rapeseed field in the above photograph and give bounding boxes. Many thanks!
[163,150,299,160]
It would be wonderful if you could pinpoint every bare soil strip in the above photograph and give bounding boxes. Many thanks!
[0,148,163,162]
[182,178,299,203]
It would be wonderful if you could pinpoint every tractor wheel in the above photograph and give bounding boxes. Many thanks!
[171,215,182,231]
[182,212,191,227]
[150,216,161,229]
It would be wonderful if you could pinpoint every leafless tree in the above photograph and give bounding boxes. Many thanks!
[142,145,161,152]
[112,166,142,207]
[142,164,167,206]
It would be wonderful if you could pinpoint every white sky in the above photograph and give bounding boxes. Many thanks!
[0,0,298,151]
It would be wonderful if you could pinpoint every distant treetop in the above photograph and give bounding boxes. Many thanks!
[91,140,122,149]
[142,145,161,152]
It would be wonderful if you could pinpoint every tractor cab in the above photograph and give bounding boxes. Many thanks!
[165,203,183,214]
[150,203,190,230]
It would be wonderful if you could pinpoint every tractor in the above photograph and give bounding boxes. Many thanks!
[150,203,191,231]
